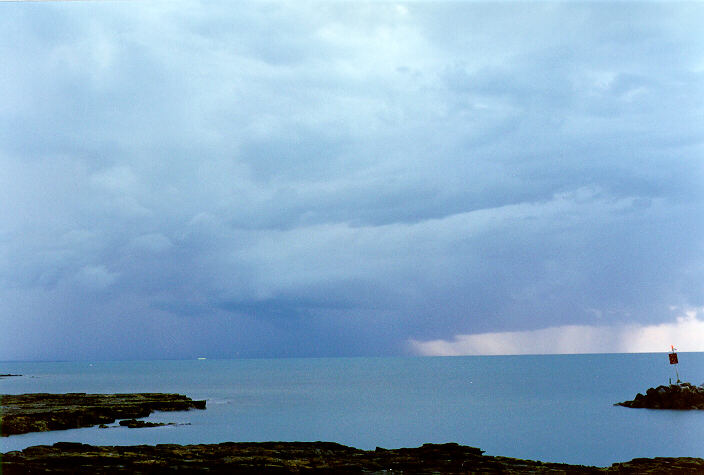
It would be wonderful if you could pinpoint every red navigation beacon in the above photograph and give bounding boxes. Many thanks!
[669,345,680,383]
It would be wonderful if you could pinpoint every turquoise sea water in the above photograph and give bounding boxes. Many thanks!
[1,353,704,466]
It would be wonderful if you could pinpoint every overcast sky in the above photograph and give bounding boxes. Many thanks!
[1,1,703,360]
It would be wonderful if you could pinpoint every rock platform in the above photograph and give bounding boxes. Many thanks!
[0,393,206,436]
[1,442,703,473]
[2,392,704,472]
[616,382,704,409]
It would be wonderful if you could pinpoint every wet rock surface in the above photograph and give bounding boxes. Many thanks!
[1,442,703,474]
[118,419,177,429]
[0,393,206,436]
[616,382,704,409]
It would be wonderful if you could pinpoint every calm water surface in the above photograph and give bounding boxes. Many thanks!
[1,353,703,466]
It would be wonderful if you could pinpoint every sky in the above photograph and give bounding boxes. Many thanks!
[1,1,703,361]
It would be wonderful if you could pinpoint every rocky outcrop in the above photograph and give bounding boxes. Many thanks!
[1,442,703,474]
[118,419,178,428]
[616,382,704,409]
[0,393,206,436]
[608,457,704,474]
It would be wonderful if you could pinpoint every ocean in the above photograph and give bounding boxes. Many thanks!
[1,353,703,467]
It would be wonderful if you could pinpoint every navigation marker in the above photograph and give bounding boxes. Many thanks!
[669,345,681,384]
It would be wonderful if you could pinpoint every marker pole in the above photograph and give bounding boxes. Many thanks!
[669,345,681,384]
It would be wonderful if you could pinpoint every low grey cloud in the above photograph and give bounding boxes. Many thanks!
[0,1,702,360]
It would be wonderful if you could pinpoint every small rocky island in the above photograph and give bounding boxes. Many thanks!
[0,393,206,436]
[616,382,704,409]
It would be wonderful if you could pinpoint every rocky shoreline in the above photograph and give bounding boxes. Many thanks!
[616,382,704,409]
[2,392,704,473]
[0,393,206,436]
[2,441,704,473]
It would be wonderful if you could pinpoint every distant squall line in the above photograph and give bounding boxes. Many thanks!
[410,308,704,356]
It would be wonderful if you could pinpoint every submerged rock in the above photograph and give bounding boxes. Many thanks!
[0,393,206,436]
[118,419,177,428]
[616,382,704,409]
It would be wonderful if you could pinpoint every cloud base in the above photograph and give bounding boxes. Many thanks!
[410,308,704,356]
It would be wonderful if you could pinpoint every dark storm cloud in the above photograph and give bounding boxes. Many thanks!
[1,1,703,359]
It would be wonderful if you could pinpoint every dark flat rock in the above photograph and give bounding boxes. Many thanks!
[0,393,206,436]
[616,382,704,409]
[1,442,702,473]
[118,418,177,428]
